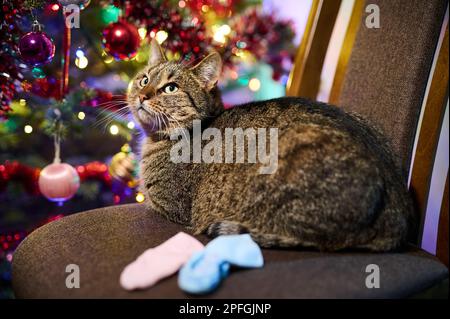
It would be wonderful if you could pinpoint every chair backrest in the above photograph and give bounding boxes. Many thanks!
[287,0,449,266]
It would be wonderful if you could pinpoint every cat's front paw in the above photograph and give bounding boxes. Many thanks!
[206,221,249,238]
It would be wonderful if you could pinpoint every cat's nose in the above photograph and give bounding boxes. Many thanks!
[139,94,150,103]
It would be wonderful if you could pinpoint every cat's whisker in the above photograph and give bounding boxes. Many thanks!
[93,99,128,106]
[98,98,128,101]
[144,107,159,132]
[94,106,130,123]
[161,113,171,132]
[94,116,127,130]
[155,113,162,138]
[167,114,189,142]
[95,104,128,111]
[92,98,128,105]
[94,102,129,111]
[163,115,179,139]
[148,109,158,132]
[158,114,164,138]
[93,107,130,120]
[93,107,131,129]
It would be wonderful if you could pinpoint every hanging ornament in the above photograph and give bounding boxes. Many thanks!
[38,110,80,205]
[38,163,80,204]
[58,0,91,10]
[108,144,139,188]
[102,19,140,60]
[18,21,55,67]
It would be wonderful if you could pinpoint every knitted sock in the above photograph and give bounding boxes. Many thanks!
[178,234,263,294]
[120,232,204,290]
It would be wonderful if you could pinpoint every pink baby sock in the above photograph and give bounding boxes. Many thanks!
[120,232,204,290]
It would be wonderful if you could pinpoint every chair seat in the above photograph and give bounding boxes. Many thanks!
[12,204,448,298]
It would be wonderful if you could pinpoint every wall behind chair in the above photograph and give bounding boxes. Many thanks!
[263,0,312,46]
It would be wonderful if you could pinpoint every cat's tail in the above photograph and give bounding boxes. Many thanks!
[206,221,305,248]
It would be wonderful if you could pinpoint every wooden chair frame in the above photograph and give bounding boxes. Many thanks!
[286,0,449,266]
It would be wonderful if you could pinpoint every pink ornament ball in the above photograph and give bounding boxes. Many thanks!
[38,163,80,204]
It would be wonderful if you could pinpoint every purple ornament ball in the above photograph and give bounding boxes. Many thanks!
[18,31,55,66]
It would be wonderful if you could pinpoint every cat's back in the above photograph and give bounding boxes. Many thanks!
[210,96,396,169]
[212,97,361,132]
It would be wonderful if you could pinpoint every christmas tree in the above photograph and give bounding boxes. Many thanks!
[0,0,295,298]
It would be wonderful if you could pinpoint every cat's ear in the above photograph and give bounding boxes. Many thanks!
[148,39,167,66]
[190,52,222,90]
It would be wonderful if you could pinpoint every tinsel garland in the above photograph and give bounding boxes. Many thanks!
[110,0,296,72]
[112,0,211,63]
[0,1,25,119]
[0,0,47,119]
[0,160,115,195]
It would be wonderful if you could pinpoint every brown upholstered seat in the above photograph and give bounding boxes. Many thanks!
[12,204,448,298]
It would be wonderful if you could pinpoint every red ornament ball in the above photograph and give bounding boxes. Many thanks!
[102,20,140,60]
[18,31,55,66]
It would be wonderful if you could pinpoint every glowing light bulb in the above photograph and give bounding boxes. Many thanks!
[76,48,85,58]
[220,24,231,35]
[213,25,231,44]
[19,99,26,106]
[178,0,186,8]
[135,192,145,203]
[213,32,226,44]
[127,121,135,129]
[155,30,168,44]
[77,111,86,120]
[104,55,114,64]
[109,124,119,135]
[248,78,261,92]
[138,27,147,39]
[51,3,60,11]
[75,56,88,69]
[24,125,33,134]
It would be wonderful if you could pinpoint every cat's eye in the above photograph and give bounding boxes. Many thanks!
[162,83,179,94]
[139,76,149,87]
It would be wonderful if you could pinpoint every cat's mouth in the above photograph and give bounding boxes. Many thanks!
[137,106,157,130]
[137,105,151,119]
[137,105,166,132]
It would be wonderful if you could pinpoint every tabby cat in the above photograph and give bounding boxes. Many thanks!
[127,40,416,252]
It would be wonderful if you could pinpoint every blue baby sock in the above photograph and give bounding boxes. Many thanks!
[178,234,264,294]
